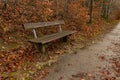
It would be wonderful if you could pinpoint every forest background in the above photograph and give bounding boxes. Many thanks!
[0,0,120,79]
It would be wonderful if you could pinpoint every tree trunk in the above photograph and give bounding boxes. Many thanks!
[89,0,93,24]
[56,0,59,16]
[64,0,69,17]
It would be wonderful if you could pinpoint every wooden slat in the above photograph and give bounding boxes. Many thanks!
[23,20,65,30]
[29,30,76,44]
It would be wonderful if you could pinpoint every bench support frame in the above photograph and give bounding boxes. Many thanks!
[37,43,46,54]
[33,29,38,38]
[63,36,68,42]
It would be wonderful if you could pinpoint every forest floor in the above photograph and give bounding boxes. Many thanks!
[41,22,120,80]
[0,21,119,80]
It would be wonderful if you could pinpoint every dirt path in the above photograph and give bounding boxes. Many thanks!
[42,22,120,80]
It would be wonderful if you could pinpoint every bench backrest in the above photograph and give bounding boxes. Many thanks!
[23,20,64,30]
[23,20,65,39]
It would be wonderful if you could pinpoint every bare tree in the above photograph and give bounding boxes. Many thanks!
[101,0,114,19]
[64,0,69,17]
[56,0,59,16]
[89,0,94,23]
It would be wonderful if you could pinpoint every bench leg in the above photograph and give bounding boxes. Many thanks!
[37,43,46,54]
[63,36,68,42]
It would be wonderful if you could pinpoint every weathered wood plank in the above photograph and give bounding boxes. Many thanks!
[29,30,76,44]
[23,20,65,30]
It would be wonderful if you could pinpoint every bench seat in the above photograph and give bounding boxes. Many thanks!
[29,30,76,44]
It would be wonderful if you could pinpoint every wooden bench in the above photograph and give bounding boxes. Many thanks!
[23,20,76,53]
